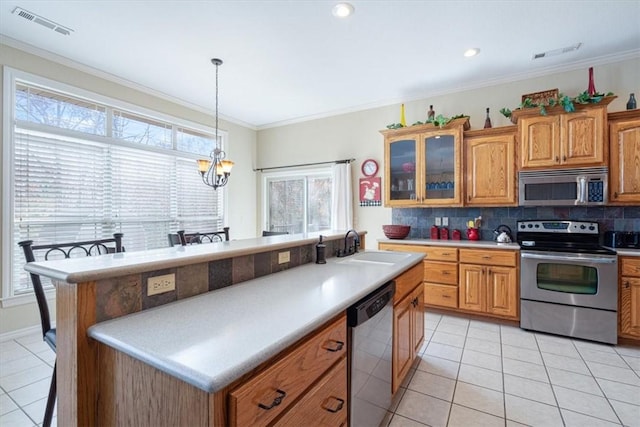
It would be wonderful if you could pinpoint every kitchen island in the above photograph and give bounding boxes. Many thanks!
[24,230,424,426]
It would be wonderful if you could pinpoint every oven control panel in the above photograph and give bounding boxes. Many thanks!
[517,220,599,234]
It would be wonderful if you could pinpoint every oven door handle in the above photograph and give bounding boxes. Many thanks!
[520,252,616,264]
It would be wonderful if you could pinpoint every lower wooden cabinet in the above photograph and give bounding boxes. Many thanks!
[619,257,640,340]
[391,264,425,394]
[458,249,518,319]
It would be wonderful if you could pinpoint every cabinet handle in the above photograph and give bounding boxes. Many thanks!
[442,271,450,275]
[442,295,451,299]
[625,281,630,288]
[482,255,491,259]
[563,155,567,161]
[468,195,471,201]
[324,397,345,413]
[324,340,344,352]
[258,389,287,410]
[555,156,559,162]
[614,192,618,198]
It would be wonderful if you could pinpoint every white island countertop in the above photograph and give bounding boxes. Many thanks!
[87,251,424,393]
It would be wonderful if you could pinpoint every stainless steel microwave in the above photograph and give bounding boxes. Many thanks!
[519,167,607,206]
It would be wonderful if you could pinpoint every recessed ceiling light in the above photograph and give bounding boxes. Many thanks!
[332,3,354,18]
[464,48,480,57]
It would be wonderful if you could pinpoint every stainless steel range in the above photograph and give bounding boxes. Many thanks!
[517,220,618,344]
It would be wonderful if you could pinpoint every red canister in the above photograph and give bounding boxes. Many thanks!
[452,229,461,240]
[467,228,480,241]
[440,227,449,240]
[430,225,439,239]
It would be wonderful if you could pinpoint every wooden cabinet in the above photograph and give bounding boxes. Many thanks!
[619,257,640,340]
[229,315,347,426]
[512,98,614,170]
[458,249,518,319]
[390,263,424,394]
[463,126,517,206]
[381,118,468,207]
[608,110,640,204]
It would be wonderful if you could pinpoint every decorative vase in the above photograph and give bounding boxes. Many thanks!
[484,107,492,129]
[466,228,480,241]
[400,104,406,127]
[587,67,596,96]
[627,93,637,110]
[427,105,435,122]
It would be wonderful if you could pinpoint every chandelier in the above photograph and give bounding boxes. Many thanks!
[197,58,234,190]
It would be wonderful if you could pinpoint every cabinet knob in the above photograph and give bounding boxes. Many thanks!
[258,389,287,410]
[614,192,618,199]
[563,155,567,161]
[324,340,344,352]
[625,281,630,288]
[323,397,345,413]
[555,156,559,162]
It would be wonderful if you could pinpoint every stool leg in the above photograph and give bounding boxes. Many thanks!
[43,362,56,427]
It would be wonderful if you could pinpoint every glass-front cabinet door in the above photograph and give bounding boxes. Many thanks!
[385,135,419,206]
[382,119,465,207]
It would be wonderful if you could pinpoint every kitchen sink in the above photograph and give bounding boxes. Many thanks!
[336,251,411,265]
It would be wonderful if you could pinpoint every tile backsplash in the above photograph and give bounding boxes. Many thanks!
[392,206,640,241]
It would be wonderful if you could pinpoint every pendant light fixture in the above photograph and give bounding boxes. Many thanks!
[197,58,234,190]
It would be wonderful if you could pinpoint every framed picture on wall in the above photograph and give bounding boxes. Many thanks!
[359,177,381,206]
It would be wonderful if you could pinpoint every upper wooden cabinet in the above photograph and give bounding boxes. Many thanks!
[381,118,467,207]
[608,110,640,204]
[511,97,615,170]
[463,126,518,206]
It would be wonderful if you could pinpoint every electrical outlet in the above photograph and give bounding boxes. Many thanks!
[278,251,291,264]
[442,217,449,226]
[435,217,441,226]
[147,273,175,296]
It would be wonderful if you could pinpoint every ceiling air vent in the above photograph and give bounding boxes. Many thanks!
[12,7,73,36]
[532,43,581,60]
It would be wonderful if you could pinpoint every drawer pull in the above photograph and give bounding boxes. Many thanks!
[324,397,345,413]
[258,389,287,410]
[442,295,451,299]
[324,340,344,352]
[441,252,451,256]
[482,256,491,259]
[442,271,450,275]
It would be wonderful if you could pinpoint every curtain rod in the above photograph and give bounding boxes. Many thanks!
[254,158,355,172]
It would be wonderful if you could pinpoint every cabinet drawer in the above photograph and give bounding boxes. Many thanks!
[379,244,457,262]
[275,357,347,427]
[425,283,458,308]
[229,315,346,427]
[394,263,424,303]
[424,261,458,285]
[459,249,517,267]
[621,257,640,277]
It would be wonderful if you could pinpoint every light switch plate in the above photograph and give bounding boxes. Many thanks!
[147,273,176,296]
[435,217,441,226]
[442,217,449,226]
[278,251,290,264]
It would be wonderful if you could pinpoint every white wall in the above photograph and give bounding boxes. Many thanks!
[256,56,640,249]
[0,43,257,335]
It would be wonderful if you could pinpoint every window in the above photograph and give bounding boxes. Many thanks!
[3,69,225,301]
[264,168,332,234]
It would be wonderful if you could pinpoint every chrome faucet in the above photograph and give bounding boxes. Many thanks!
[336,229,360,257]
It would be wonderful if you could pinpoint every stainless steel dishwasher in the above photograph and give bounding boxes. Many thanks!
[348,281,395,427]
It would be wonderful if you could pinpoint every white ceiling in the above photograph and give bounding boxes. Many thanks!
[1,1,639,129]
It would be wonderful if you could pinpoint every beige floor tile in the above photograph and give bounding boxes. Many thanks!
[424,342,463,362]
[536,336,581,359]
[431,331,466,348]
[502,343,543,365]
[468,320,500,332]
[541,351,591,375]
[457,364,503,392]
[504,374,556,405]
[461,348,502,372]
[621,355,640,371]
[505,394,563,427]
[572,339,617,354]
[465,337,501,357]
[0,364,53,393]
[439,315,469,327]
[501,331,539,350]
[596,378,640,406]
[0,346,32,364]
[586,361,640,386]
[6,378,50,408]
[415,354,460,380]
[553,385,619,423]
[0,409,35,427]
[22,397,56,425]
[0,355,46,378]
[452,381,504,418]
[436,323,469,337]
[506,420,529,427]
[395,389,451,427]
[615,346,640,358]
[579,348,628,368]
[502,357,549,383]
[388,413,430,427]
[408,370,455,402]
[561,408,623,427]
[0,393,18,416]
[547,367,604,396]
[466,328,501,343]
[448,404,504,427]
[609,399,640,427]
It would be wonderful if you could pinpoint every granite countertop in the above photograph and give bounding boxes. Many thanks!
[378,238,521,250]
[23,229,363,283]
[87,251,424,394]
[610,248,640,257]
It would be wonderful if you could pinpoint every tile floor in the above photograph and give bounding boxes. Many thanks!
[1,310,639,427]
